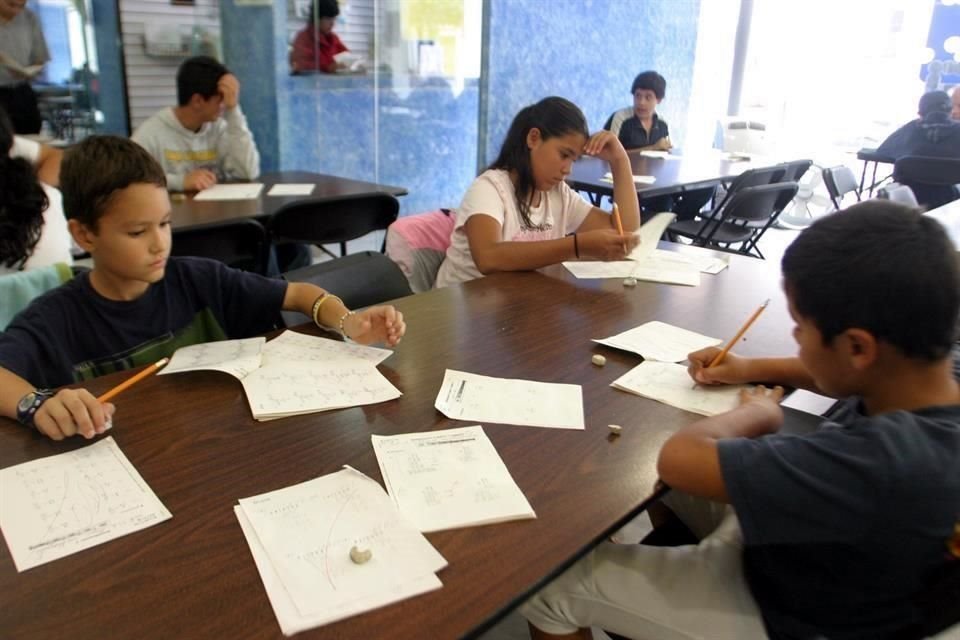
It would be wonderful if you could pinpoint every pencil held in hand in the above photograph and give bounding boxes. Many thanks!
[707,300,770,369]
[612,203,626,253]
[97,358,169,403]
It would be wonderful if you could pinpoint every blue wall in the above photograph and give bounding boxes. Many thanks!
[90,0,128,135]
[482,0,702,163]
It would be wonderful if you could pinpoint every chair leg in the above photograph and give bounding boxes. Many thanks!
[339,241,347,257]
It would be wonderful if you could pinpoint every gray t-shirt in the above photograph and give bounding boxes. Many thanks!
[0,9,50,86]
[719,397,960,639]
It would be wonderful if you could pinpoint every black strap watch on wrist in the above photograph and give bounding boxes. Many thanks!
[16,389,55,429]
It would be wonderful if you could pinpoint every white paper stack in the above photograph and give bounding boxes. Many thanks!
[373,425,536,532]
[434,369,584,429]
[611,361,750,416]
[235,466,446,636]
[160,331,400,420]
[0,437,171,572]
[594,321,721,363]
[192,183,264,201]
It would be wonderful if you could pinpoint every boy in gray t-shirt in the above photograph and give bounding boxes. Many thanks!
[521,200,960,640]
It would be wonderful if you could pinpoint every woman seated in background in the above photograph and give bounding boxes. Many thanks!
[0,107,72,274]
[289,0,348,74]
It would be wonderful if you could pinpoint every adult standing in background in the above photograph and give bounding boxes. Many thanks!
[951,85,959,121]
[0,0,50,134]
[290,0,348,74]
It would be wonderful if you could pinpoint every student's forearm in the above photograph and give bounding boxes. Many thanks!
[473,237,576,274]
[745,357,824,393]
[657,403,780,502]
[223,108,261,179]
[282,282,351,329]
[609,156,641,232]
[0,368,35,421]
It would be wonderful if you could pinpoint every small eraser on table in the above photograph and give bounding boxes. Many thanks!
[592,354,607,367]
[349,545,372,564]
[623,277,637,287]
[608,424,622,435]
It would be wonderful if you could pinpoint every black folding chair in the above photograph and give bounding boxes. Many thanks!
[280,250,413,327]
[268,193,400,259]
[778,159,813,182]
[893,156,960,210]
[668,182,798,259]
[170,218,270,275]
[822,165,862,210]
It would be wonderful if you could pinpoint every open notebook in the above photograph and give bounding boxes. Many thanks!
[160,331,401,420]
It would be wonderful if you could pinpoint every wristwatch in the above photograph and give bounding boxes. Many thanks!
[16,389,55,429]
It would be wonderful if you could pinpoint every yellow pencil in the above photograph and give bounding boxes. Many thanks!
[707,300,770,369]
[97,357,169,403]
[612,203,626,253]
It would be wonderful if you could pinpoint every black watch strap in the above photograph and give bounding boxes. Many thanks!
[16,389,55,429]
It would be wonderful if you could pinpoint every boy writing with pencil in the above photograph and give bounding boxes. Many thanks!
[0,136,405,442]
[521,200,960,639]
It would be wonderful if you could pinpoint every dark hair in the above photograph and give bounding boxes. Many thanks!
[308,0,339,22]
[176,56,229,106]
[631,71,666,100]
[0,107,48,270]
[782,200,959,361]
[488,96,588,230]
[918,90,951,118]
[61,136,167,229]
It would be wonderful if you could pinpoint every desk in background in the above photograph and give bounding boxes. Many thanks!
[567,151,757,206]
[170,171,408,231]
[0,246,799,639]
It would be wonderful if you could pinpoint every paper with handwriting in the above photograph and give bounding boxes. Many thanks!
[372,425,536,532]
[434,369,584,429]
[0,437,171,572]
[611,361,749,416]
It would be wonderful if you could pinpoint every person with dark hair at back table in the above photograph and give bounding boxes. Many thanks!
[877,90,960,207]
[950,86,959,122]
[0,0,50,134]
[290,0,349,74]
[132,56,260,193]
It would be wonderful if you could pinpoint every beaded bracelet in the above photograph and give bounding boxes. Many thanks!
[311,293,344,329]
[338,310,357,337]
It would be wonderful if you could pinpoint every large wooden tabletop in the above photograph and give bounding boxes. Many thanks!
[170,171,408,231]
[0,247,799,639]
[567,151,759,204]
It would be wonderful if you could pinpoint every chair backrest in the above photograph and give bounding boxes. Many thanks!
[712,164,788,212]
[0,262,73,330]
[778,159,813,182]
[384,209,456,293]
[268,193,400,252]
[822,165,860,209]
[877,182,919,207]
[720,182,799,225]
[280,251,413,327]
[893,156,960,187]
[171,219,270,275]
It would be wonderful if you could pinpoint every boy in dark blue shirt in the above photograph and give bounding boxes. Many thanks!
[0,136,406,441]
[521,200,960,639]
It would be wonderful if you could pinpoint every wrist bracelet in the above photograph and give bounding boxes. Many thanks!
[573,233,580,259]
[311,294,329,328]
[338,310,357,336]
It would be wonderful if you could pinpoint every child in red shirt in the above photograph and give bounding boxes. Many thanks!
[289,0,348,74]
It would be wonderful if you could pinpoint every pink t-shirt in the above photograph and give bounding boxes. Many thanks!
[435,169,593,288]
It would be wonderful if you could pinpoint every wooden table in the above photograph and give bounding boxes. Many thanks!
[0,247,800,639]
[170,171,408,231]
[567,151,758,206]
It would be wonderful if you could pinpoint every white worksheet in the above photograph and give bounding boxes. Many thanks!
[0,437,171,572]
[638,150,674,159]
[627,213,678,265]
[267,184,315,197]
[237,467,446,621]
[372,425,536,532]
[594,321,721,363]
[236,507,441,636]
[601,172,656,184]
[563,251,700,286]
[192,183,264,201]
[242,361,401,420]
[782,389,838,416]
[611,361,749,416]
[261,330,393,367]
[674,246,730,274]
[159,337,265,379]
[434,369,584,430]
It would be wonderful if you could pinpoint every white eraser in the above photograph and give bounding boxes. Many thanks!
[623,277,637,287]
[608,424,622,435]
[591,354,607,367]
[349,545,372,564]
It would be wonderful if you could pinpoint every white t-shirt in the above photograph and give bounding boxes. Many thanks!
[435,169,593,288]
[1,137,73,274]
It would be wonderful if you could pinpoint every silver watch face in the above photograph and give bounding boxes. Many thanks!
[17,392,38,413]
